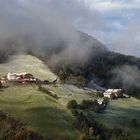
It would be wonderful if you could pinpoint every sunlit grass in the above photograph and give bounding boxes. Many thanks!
[92,98,140,138]
[0,54,140,139]
[0,55,57,81]
[0,85,79,139]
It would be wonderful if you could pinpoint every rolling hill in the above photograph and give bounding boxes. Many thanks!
[0,54,140,139]
[0,55,96,139]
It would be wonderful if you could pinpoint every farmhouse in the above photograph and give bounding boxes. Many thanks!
[7,72,37,83]
[103,89,123,99]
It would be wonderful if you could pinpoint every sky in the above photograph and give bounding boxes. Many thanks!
[0,0,140,57]
[80,0,140,56]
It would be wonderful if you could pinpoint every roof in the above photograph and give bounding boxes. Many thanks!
[106,89,121,92]
[7,72,32,76]
[103,89,122,95]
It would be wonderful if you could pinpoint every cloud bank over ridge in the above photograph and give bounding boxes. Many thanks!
[0,0,140,57]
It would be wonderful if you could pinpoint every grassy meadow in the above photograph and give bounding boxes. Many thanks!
[92,98,140,138]
[0,54,140,139]
[0,85,79,139]
[0,55,80,139]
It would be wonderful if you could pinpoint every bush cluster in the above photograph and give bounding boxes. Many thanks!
[67,99,108,113]
[38,86,59,99]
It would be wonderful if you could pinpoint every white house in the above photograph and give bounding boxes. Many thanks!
[103,89,122,98]
[7,73,20,81]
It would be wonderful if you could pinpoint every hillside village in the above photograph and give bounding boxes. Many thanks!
[0,72,59,86]
[0,55,139,140]
[0,70,127,118]
[0,71,124,106]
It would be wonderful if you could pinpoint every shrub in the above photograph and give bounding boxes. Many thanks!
[103,97,109,103]
[96,92,104,98]
[71,109,79,116]
[93,106,100,113]
[67,100,78,109]
[79,133,87,140]
[131,119,138,127]
[81,100,99,110]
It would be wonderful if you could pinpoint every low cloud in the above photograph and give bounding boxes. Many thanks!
[0,0,106,65]
[84,0,140,57]
[112,19,140,56]
[111,65,140,92]
[0,0,139,62]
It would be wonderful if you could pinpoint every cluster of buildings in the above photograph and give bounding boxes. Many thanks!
[0,72,59,87]
[0,72,38,86]
[7,72,37,83]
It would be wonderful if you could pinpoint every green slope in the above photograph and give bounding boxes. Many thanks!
[0,55,96,139]
[92,98,140,138]
[0,55,79,139]
[0,54,140,139]
[0,55,57,81]
[0,85,80,139]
